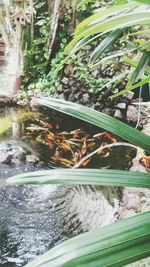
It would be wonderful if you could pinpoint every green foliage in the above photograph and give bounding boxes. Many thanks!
[22,1,51,88]
[22,1,75,93]
[58,1,150,97]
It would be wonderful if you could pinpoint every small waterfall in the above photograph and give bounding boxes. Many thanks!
[0,29,21,97]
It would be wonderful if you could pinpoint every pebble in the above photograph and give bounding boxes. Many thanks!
[123,91,134,100]
[61,77,69,85]
[114,109,122,119]
[142,122,150,136]
[26,155,39,164]
[57,93,65,100]
[126,105,138,122]
[57,84,63,93]
[82,93,90,104]
[69,93,76,102]
[116,102,126,109]
[64,89,71,97]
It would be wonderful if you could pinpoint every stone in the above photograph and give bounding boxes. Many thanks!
[123,91,134,100]
[71,87,79,94]
[102,107,114,116]
[82,93,90,104]
[74,91,82,100]
[64,89,71,97]
[116,103,126,109]
[57,93,65,100]
[69,93,76,102]
[64,64,74,75]
[57,84,63,93]
[142,122,150,136]
[114,109,122,119]
[61,77,69,85]
[126,105,138,122]
[26,155,39,164]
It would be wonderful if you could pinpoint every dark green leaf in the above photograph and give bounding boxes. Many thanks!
[89,29,123,65]
[128,52,150,86]
[22,212,150,267]
[110,76,150,99]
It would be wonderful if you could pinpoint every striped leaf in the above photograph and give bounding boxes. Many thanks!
[89,29,123,65]
[65,10,150,53]
[6,169,150,189]
[110,76,150,99]
[127,52,150,86]
[23,212,150,267]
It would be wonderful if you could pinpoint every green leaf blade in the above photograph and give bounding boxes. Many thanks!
[37,97,150,153]
[21,212,150,267]
[6,169,150,189]
[128,52,150,86]
[89,29,123,65]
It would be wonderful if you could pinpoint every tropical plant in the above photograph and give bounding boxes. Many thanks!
[55,0,150,97]
[7,97,150,267]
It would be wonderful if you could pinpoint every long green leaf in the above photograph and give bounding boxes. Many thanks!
[37,97,150,153]
[89,29,123,65]
[23,212,150,267]
[135,0,150,4]
[6,169,150,189]
[110,76,150,99]
[127,52,150,86]
[74,3,138,36]
[124,56,150,75]
[65,11,150,53]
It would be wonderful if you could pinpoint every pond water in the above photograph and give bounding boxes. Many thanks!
[0,107,135,267]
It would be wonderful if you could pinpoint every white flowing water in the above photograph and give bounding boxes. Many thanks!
[0,45,20,96]
[0,20,21,97]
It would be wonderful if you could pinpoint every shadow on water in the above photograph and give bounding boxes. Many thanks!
[0,106,136,267]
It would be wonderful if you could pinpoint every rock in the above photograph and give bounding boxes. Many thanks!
[102,107,114,116]
[26,155,39,164]
[74,91,82,100]
[71,87,79,94]
[81,87,87,93]
[57,93,65,100]
[94,102,103,110]
[64,89,71,97]
[69,79,75,86]
[0,141,33,166]
[123,91,134,100]
[114,109,122,119]
[116,103,126,109]
[64,64,74,75]
[61,77,69,85]
[82,93,90,104]
[57,84,63,93]
[69,93,76,102]
[142,122,150,136]
[126,105,138,122]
